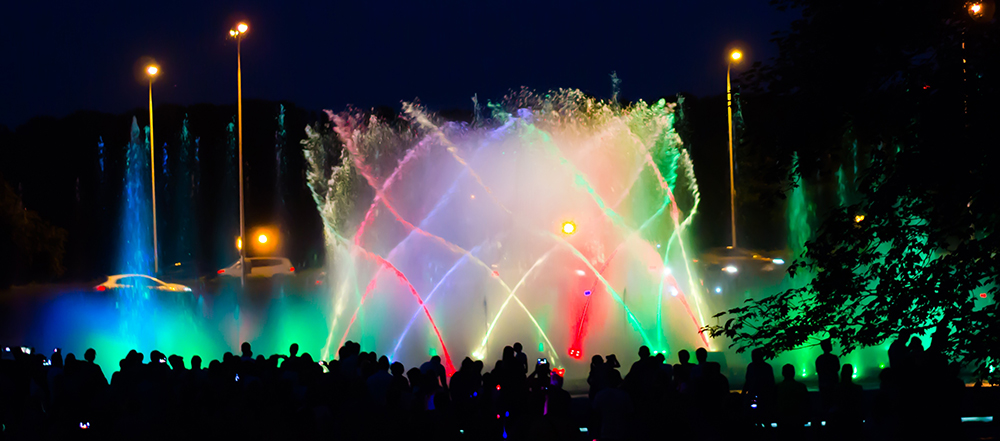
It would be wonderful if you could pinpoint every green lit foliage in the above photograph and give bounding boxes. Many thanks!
[707,0,1000,383]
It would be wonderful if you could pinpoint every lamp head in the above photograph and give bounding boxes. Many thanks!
[146,65,159,76]
[730,50,742,62]
[230,22,249,37]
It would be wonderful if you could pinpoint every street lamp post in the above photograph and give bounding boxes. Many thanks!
[230,22,249,289]
[727,49,742,249]
[146,64,160,274]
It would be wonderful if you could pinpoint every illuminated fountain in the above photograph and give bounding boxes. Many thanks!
[304,90,709,376]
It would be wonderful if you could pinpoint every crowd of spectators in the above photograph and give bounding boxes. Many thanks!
[0,333,986,440]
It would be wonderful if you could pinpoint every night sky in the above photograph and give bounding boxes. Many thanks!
[1,0,794,127]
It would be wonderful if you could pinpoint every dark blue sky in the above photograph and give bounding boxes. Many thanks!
[0,0,795,127]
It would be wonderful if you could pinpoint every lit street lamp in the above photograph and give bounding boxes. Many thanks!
[146,64,160,274]
[727,49,742,249]
[230,22,249,289]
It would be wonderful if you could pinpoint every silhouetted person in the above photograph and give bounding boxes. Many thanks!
[190,355,202,370]
[907,335,924,368]
[240,342,253,361]
[627,345,653,381]
[82,348,108,390]
[420,355,447,390]
[282,343,299,369]
[674,350,693,393]
[366,355,392,406]
[816,338,839,410]
[513,342,528,374]
[775,364,809,436]
[588,355,607,400]
[832,364,863,434]
[743,348,775,414]
[887,330,912,370]
[592,370,632,441]
[691,347,714,383]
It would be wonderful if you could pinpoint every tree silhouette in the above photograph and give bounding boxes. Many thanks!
[707,0,999,383]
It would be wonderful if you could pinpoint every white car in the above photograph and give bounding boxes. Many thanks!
[95,274,193,292]
[217,257,295,278]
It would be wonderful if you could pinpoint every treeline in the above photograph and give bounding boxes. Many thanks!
[0,100,326,284]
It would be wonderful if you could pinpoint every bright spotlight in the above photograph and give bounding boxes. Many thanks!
[575,269,586,276]
[237,22,248,33]
[662,267,672,276]
[561,221,576,235]
[146,65,159,76]
[714,286,722,294]
[723,265,738,274]
[772,258,785,265]
[731,50,742,61]
[668,286,678,297]
[258,234,268,244]
[970,3,982,14]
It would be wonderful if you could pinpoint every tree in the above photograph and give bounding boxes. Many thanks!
[0,176,67,288]
[707,0,1000,383]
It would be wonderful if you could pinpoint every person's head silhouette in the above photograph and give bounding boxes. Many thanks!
[821,338,833,354]
[378,356,390,372]
[150,351,165,364]
[592,355,604,366]
[841,364,854,383]
[638,346,650,360]
[168,355,184,370]
[782,364,795,381]
[391,361,405,377]
[751,348,765,363]
[696,347,708,363]
[191,355,202,370]
[908,336,923,351]
[654,353,666,365]
[513,342,523,353]
[678,349,690,364]
[241,342,252,358]
[84,348,96,363]
[289,343,299,358]
[606,354,620,368]
[431,355,442,366]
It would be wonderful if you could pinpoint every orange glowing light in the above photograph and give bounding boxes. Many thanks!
[237,23,248,33]
[970,3,982,14]
[258,234,268,244]
[236,237,242,250]
[855,214,866,223]
[146,65,159,76]
[730,50,742,61]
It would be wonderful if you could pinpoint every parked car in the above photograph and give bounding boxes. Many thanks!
[217,257,295,278]
[95,274,193,292]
